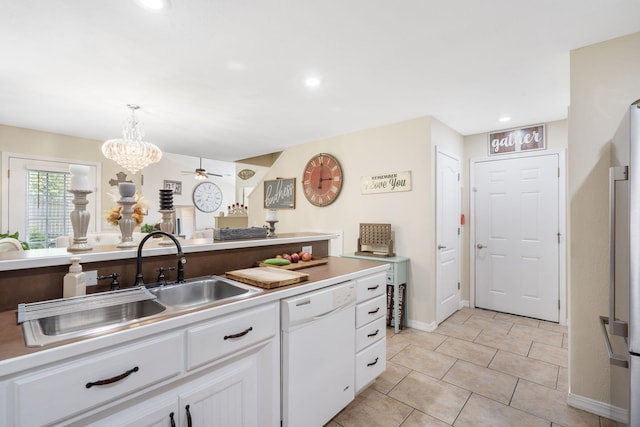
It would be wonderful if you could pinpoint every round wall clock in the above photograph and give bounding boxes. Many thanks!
[192,181,223,213]
[302,153,343,207]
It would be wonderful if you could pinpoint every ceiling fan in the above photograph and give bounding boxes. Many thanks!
[181,157,223,180]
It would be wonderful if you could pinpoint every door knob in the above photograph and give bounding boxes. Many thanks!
[437,245,446,250]
[476,243,487,249]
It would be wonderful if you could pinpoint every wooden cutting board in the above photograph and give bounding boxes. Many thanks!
[225,267,309,289]
[257,257,328,270]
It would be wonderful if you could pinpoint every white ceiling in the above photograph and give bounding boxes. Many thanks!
[1,1,639,161]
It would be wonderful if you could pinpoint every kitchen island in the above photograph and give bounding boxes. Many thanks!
[0,233,388,426]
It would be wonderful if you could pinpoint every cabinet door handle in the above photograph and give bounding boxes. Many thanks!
[224,326,253,340]
[186,404,192,427]
[85,366,139,389]
[368,307,380,315]
[367,329,380,338]
[367,357,379,367]
[169,412,176,427]
[367,284,380,290]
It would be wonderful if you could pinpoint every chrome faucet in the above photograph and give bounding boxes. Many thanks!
[134,231,186,287]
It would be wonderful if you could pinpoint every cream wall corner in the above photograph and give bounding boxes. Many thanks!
[569,31,640,411]
[248,116,464,327]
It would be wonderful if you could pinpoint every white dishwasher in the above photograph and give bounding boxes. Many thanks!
[281,281,356,427]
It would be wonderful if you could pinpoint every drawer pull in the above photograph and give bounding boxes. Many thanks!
[170,412,176,427]
[367,285,380,290]
[367,357,379,367]
[367,329,380,338]
[85,366,139,389]
[368,307,380,315]
[186,404,192,427]
[224,326,253,340]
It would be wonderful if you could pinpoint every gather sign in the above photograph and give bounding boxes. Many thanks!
[488,124,545,155]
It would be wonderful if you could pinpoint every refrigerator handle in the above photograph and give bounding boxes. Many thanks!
[609,166,629,337]
[599,316,629,368]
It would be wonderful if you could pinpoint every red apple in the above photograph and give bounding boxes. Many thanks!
[291,253,300,263]
[283,253,292,261]
[275,254,282,258]
[301,252,312,261]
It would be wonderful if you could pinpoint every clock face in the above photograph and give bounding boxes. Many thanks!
[302,153,343,207]
[192,181,223,213]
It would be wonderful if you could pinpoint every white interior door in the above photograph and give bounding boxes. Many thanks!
[436,149,461,323]
[474,153,559,322]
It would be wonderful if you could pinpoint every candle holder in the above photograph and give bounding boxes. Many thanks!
[117,182,137,248]
[158,209,175,245]
[264,220,278,238]
[68,189,93,252]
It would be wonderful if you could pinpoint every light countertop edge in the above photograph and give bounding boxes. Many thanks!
[0,232,338,272]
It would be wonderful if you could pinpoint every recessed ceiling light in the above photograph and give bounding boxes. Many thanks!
[134,0,171,11]
[305,77,322,88]
[498,116,511,123]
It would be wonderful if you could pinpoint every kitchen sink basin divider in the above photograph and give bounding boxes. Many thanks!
[17,287,157,324]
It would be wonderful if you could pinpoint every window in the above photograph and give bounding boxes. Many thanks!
[26,170,74,248]
[2,153,99,249]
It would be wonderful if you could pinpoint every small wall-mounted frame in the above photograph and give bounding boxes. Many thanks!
[264,177,295,209]
[163,180,182,195]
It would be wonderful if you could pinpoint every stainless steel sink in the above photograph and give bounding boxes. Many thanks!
[149,276,262,308]
[37,299,166,336]
[19,277,262,347]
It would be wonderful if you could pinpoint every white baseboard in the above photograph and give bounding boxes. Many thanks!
[567,392,628,423]
[459,300,469,309]
[407,319,437,332]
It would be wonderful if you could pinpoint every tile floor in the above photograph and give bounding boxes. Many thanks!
[327,307,626,427]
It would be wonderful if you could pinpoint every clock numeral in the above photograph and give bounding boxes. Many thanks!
[333,176,341,182]
[330,185,338,193]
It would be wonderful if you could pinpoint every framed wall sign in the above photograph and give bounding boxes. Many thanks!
[488,124,545,156]
[361,171,412,195]
[264,177,296,209]
[163,179,182,195]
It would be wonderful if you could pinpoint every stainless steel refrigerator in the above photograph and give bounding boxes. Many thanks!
[601,98,640,426]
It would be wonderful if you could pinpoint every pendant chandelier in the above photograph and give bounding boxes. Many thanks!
[102,104,162,174]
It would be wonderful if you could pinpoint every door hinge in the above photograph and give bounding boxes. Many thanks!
[557,232,561,244]
[458,173,460,181]
[458,282,460,290]
[458,227,461,235]
[558,168,560,177]
[558,300,560,310]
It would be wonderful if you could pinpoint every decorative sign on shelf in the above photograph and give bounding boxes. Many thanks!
[264,177,295,209]
[488,124,545,156]
[163,180,182,195]
[361,171,412,195]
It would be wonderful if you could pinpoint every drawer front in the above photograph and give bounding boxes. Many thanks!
[187,302,277,370]
[355,338,386,392]
[355,316,386,352]
[355,272,386,303]
[355,294,386,328]
[13,333,182,427]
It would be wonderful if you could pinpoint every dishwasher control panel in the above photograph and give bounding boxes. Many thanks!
[281,281,356,328]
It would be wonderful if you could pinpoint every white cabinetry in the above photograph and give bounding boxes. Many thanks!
[13,333,182,427]
[6,302,279,427]
[354,272,387,392]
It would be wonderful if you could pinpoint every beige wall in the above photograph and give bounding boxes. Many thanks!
[461,120,568,302]
[569,32,640,410]
[248,116,464,327]
[0,125,137,233]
